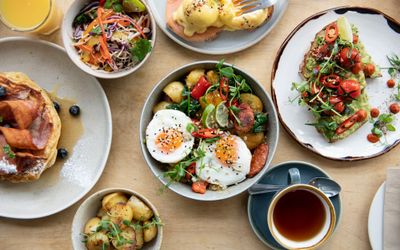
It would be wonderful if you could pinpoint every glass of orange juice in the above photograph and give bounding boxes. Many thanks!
[0,0,62,35]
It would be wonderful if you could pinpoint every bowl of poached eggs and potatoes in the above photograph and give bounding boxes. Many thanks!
[140,61,279,201]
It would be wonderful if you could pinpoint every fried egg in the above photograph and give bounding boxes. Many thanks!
[195,135,252,189]
[146,110,194,164]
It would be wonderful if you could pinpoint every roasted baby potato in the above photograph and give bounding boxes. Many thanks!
[135,225,144,249]
[86,232,111,250]
[84,217,101,235]
[186,69,205,88]
[143,221,158,243]
[102,192,128,212]
[127,195,154,221]
[238,132,265,150]
[109,203,134,226]
[152,101,171,114]
[206,70,219,84]
[240,93,263,113]
[163,81,184,103]
[111,227,136,250]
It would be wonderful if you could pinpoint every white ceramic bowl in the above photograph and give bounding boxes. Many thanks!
[140,61,280,201]
[71,188,163,250]
[62,0,156,79]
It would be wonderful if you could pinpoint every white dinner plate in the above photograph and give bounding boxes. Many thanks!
[0,37,112,219]
[147,0,288,55]
[271,7,400,161]
[368,182,385,250]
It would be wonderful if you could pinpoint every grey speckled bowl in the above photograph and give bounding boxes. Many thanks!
[71,188,163,250]
[140,61,279,201]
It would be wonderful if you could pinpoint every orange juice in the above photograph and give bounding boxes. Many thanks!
[0,0,61,34]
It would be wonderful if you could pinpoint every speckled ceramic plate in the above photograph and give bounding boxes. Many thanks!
[368,182,385,250]
[0,37,112,219]
[247,161,342,249]
[271,7,400,161]
[147,0,288,55]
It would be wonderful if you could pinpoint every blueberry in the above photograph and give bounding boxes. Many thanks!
[53,101,60,112]
[69,105,80,116]
[0,86,6,98]
[57,148,68,159]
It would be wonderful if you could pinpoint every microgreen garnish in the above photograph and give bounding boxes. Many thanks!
[96,220,133,247]
[386,54,400,78]
[3,144,15,159]
[371,113,396,140]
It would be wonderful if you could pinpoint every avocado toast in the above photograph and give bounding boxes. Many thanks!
[294,17,381,142]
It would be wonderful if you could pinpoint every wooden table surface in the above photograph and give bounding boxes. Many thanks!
[0,0,399,249]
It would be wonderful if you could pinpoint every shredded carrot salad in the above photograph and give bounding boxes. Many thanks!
[72,1,152,72]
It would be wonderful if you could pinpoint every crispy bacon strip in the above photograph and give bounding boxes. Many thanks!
[0,100,38,129]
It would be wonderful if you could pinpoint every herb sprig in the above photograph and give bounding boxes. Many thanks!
[3,144,15,159]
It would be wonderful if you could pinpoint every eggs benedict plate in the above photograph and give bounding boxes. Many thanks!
[166,0,273,42]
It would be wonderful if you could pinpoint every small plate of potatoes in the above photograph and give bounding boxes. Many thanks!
[72,188,163,250]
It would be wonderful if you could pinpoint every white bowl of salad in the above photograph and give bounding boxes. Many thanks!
[140,61,280,201]
[62,0,155,79]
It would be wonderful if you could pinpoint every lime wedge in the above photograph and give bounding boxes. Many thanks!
[215,102,229,128]
[202,104,217,128]
[337,16,353,42]
[123,0,146,12]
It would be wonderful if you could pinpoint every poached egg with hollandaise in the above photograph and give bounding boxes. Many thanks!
[195,135,252,189]
[172,0,272,37]
[146,110,194,164]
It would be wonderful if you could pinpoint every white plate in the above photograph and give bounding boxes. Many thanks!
[0,37,112,219]
[368,182,385,250]
[147,0,288,55]
[272,7,400,161]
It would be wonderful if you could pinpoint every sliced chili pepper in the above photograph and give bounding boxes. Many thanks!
[321,74,341,89]
[336,110,367,135]
[192,181,208,194]
[191,76,211,100]
[325,23,338,43]
[192,128,219,139]
[219,77,229,101]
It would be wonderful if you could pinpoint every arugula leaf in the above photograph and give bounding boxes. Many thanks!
[130,39,152,62]
[253,113,268,133]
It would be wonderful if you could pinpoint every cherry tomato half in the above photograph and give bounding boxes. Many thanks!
[352,62,363,74]
[325,23,338,43]
[320,74,341,89]
[338,79,361,99]
[339,47,361,69]
[329,96,345,113]
[363,63,375,77]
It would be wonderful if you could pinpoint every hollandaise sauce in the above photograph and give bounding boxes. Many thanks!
[0,0,61,34]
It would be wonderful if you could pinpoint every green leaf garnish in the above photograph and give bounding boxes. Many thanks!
[130,39,152,62]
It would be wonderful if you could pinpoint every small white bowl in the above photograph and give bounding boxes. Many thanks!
[62,0,156,79]
[71,188,163,250]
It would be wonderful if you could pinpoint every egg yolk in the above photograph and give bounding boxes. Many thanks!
[215,136,238,166]
[156,128,183,153]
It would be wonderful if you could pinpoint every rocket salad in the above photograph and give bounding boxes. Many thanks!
[72,0,152,72]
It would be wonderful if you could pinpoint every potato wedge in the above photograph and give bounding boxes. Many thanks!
[240,93,263,113]
[206,70,219,84]
[84,217,101,235]
[143,220,158,243]
[111,227,136,250]
[163,81,184,103]
[238,132,265,150]
[152,101,171,114]
[127,195,154,221]
[86,232,111,250]
[186,69,205,88]
[109,203,134,226]
[102,192,128,212]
